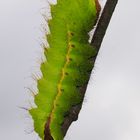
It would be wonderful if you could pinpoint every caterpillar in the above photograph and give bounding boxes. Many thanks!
[29,0,101,140]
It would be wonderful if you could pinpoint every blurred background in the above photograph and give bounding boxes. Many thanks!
[0,0,140,139]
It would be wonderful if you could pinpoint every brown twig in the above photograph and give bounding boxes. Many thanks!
[91,0,119,50]
[61,0,119,137]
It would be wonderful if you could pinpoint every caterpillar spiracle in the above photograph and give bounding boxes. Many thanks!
[29,0,101,139]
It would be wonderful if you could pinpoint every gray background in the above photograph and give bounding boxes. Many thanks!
[0,0,140,140]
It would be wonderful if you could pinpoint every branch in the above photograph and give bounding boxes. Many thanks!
[91,0,118,50]
[61,0,119,137]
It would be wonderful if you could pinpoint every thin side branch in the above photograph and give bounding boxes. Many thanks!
[91,0,118,50]
[61,0,118,137]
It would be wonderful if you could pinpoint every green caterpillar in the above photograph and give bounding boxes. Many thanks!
[29,0,100,139]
